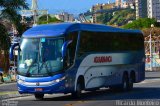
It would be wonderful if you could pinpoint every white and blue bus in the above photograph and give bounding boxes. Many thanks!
[10,23,145,100]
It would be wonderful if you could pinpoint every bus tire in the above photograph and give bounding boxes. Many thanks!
[109,86,118,91]
[128,78,133,90]
[34,94,44,100]
[71,82,82,98]
[120,73,129,91]
[128,74,134,90]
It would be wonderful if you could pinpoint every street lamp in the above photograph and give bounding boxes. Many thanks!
[150,24,154,71]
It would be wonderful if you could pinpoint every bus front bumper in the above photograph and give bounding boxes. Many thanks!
[17,77,66,94]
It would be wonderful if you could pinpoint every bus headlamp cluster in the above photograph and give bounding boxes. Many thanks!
[17,79,25,84]
[52,76,66,83]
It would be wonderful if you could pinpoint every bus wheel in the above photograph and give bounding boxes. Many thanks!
[109,86,118,91]
[121,74,129,91]
[128,76,134,90]
[72,82,82,98]
[34,94,44,100]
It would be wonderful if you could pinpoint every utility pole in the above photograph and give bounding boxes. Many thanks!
[150,24,154,71]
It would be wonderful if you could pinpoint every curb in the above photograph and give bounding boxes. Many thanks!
[0,92,31,100]
[145,71,160,72]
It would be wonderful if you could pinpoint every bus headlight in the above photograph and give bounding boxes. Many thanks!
[53,76,66,83]
[17,79,25,84]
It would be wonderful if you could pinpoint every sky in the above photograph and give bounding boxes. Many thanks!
[26,0,115,15]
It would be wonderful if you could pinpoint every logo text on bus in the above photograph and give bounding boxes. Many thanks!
[94,56,112,63]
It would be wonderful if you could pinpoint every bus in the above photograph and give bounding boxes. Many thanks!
[9,23,145,100]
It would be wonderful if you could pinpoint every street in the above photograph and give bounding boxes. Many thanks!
[0,83,17,93]
[0,72,160,106]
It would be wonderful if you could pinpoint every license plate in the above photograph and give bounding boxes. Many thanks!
[35,88,43,92]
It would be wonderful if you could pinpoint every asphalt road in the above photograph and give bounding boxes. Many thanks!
[0,83,17,93]
[1,72,160,106]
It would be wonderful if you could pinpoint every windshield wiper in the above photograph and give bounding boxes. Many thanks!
[39,58,52,76]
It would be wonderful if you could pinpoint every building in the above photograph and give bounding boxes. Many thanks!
[115,0,135,8]
[115,0,121,8]
[135,0,148,19]
[92,3,115,12]
[55,12,74,22]
[136,0,160,22]
[127,0,135,4]
[147,0,160,22]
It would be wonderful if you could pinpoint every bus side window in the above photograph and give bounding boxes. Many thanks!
[66,31,78,66]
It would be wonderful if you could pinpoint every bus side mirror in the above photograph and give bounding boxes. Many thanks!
[9,43,19,61]
[61,40,72,58]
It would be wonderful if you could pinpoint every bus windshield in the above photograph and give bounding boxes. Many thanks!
[18,37,64,77]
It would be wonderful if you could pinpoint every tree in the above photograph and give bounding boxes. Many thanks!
[108,9,136,26]
[38,15,62,24]
[0,0,28,35]
[0,24,11,73]
[96,9,136,26]
[97,13,113,24]
[123,18,157,29]
[0,0,28,73]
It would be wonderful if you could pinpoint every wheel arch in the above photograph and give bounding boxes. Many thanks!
[130,70,136,83]
[75,75,85,91]
[123,71,129,78]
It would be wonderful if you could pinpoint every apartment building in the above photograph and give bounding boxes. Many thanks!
[115,0,135,8]
[115,0,121,8]
[135,0,148,19]
[147,0,160,22]
[55,12,74,22]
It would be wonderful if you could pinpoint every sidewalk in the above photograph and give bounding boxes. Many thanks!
[145,71,160,79]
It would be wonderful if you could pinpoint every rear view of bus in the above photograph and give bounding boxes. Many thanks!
[9,23,145,100]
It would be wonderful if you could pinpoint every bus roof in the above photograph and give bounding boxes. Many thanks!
[23,23,142,38]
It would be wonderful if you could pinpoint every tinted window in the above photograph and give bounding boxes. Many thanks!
[66,31,78,63]
[78,31,144,57]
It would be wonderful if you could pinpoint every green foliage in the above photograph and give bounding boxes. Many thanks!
[0,24,10,51]
[0,0,28,72]
[97,13,113,24]
[97,9,136,26]
[0,24,11,72]
[123,18,157,29]
[38,15,63,24]
[109,9,136,26]
[0,0,28,35]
